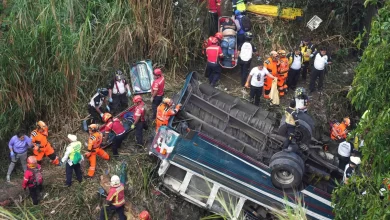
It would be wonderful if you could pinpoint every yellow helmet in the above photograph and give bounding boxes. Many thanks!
[88,124,99,132]
[163,98,173,105]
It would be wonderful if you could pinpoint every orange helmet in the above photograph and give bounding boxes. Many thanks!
[133,95,143,103]
[36,121,47,130]
[102,113,112,123]
[210,36,218,45]
[88,124,99,132]
[278,50,286,56]
[163,98,173,105]
[153,68,162,76]
[27,156,37,169]
[214,32,223,41]
[343,117,351,126]
[139,210,150,220]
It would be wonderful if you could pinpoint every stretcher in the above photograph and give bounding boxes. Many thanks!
[218,16,238,69]
[246,4,303,20]
[129,60,154,94]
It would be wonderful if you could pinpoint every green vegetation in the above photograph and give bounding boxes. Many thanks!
[333,0,390,219]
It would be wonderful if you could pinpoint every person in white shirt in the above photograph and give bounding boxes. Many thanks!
[294,87,308,112]
[245,63,275,106]
[238,32,258,86]
[337,139,353,170]
[287,48,303,90]
[108,70,132,115]
[309,47,332,93]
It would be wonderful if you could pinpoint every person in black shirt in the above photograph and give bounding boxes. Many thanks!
[88,88,109,124]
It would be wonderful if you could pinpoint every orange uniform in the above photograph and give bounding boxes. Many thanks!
[31,128,59,165]
[277,57,289,97]
[331,122,348,140]
[263,57,279,99]
[86,131,109,177]
[156,104,181,132]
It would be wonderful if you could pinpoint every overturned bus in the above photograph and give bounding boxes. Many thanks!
[149,72,341,219]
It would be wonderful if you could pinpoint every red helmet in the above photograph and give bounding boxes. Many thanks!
[214,32,223,41]
[210,36,218,45]
[102,113,112,123]
[27,156,37,169]
[133,95,143,103]
[139,210,150,220]
[153,68,162,76]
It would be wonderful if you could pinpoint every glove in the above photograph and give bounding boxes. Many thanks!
[100,113,104,118]
[131,124,135,129]
[10,151,15,157]
[106,106,110,112]
[127,90,131,97]
[108,97,113,103]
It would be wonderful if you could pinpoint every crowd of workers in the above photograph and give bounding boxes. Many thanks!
[5,67,185,219]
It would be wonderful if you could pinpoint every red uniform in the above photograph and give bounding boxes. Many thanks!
[208,0,222,16]
[22,165,42,188]
[134,102,146,122]
[105,118,125,135]
[206,45,223,63]
[106,183,126,207]
[151,76,165,96]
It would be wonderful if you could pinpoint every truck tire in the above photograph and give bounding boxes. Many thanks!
[270,154,304,189]
[297,112,315,131]
[278,120,312,144]
[270,151,305,173]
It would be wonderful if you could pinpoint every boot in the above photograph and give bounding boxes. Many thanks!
[6,175,10,182]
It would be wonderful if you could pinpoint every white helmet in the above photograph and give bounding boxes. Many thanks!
[110,175,121,187]
[350,156,361,165]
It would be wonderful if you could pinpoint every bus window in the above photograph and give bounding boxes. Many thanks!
[185,175,213,204]
[210,188,240,215]
[163,164,187,191]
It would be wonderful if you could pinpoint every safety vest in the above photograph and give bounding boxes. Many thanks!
[300,44,315,62]
[239,42,253,61]
[109,185,125,207]
[68,141,82,162]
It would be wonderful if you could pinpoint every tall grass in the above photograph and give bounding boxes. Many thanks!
[0,0,206,138]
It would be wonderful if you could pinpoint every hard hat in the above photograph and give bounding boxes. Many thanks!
[278,50,287,56]
[244,32,253,40]
[343,117,351,126]
[88,124,99,131]
[214,32,223,41]
[116,70,123,75]
[234,10,241,16]
[350,156,361,165]
[36,121,47,129]
[102,113,112,123]
[27,156,37,169]
[139,210,150,220]
[295,87,306,97]
[110,175,121,187]
[67,134,77,142]
[153,68,163,76]
[210,36,218,45]
[98,88,109,96]
[133,95,143,103]
[270,51,278,56]
[163,98,173,105]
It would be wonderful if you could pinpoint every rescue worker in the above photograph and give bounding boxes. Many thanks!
[22,156,43,205]
[343,156,361,184]
[331,117,350,141]
[61,134,83,187]
[283,100,300,149]
[277,50,289,96]
[205,37,223,87]
[108,70,132,115]
[88,88,110,124]
[102,113,126,157]
[100,175,126,220]
[214,32,223,45]
[150,68,165,120]
[287,48,303,90]
[139,210,151,220]
[207,0,221,36]
[6,130,32,182]
[131,95,146,147]
[299,38,316,81]
[156,98,182,132]
[85,124,109,177]
[294,87,308,113]
[263,51,279,99]
[337,139,353,170]
[238,32,258,86]
[309,47,332,94]
[234,10,246,48]
[31,121,60,166]
[245,63,276,106]
[232,0,247,15]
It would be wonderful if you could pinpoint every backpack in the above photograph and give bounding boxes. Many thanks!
[29,168,43,186]
[72,150,82,164]
[240,16,252,32]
